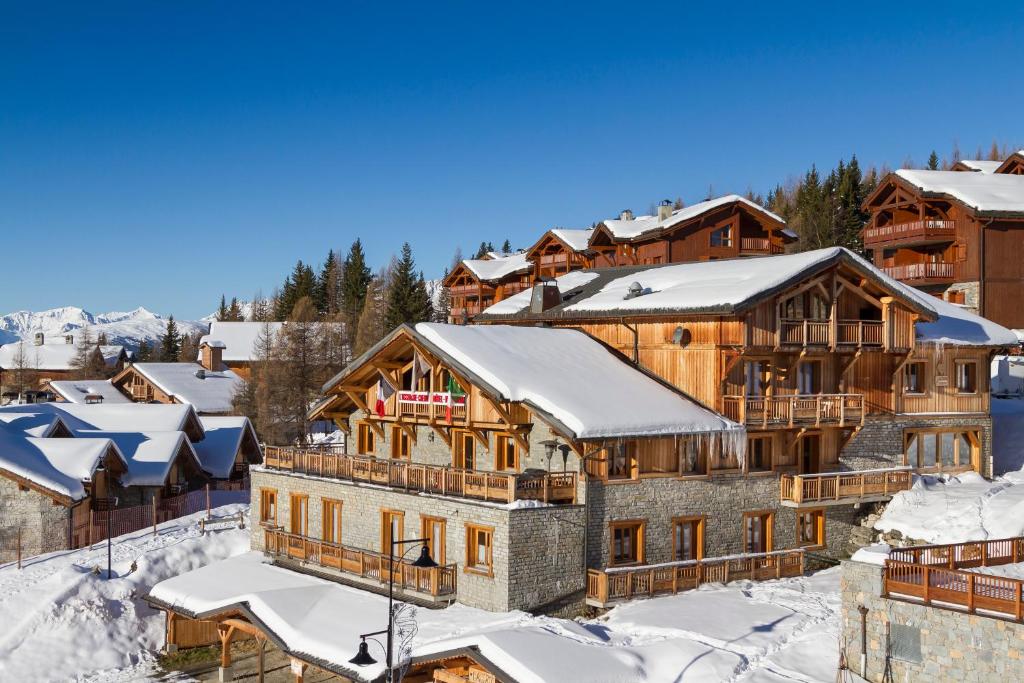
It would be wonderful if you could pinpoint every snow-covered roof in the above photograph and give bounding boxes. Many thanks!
[549,228,594,252]
[199,322,282,362]
[201,339,227,349]
[131,363,244,414]
[414,322,739,439]
[955,159,1002,173]
[915,296,1019,347]
[0,342,125,371]
[483,270,600,316]
[76,430,197,487]
[195,416,259,478]
[51,402,203,435]
[0,427,119,501]
[461,252,531,282]
[48,380,131,405]
[599,195,785,241]
[894,169,1024,214]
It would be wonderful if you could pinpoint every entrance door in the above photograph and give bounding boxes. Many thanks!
[800,434,821,474]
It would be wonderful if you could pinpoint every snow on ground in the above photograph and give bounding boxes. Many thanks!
[874,470,1024,544]
[0,499,249,683]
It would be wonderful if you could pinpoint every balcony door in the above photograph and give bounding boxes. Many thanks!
[797,360,822,395]
[799,434,821,474]
[289,494,308,536]
[453,430,476,470]
[743,511,773,554]
[744,361,770,397]
[381,509,405,555]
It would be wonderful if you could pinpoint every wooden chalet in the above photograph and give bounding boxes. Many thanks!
[443,252,533,322]
[862,166,1024,328]
[524,227,594,279]
[587,195,794,268]
[200,322,285,381]
[110,355,245,415]
[0,334,129,391]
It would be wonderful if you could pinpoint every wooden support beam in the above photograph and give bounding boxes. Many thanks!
[398,421,417,445]
[836,275,882,308]
[468,427,489,452]
[429,423,452,447]
[508,430,530,454]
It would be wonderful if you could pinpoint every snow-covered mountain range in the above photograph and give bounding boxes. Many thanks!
[0,307,209,351]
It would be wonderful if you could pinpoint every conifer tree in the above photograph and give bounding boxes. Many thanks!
[340,239,373,338]
[434,269,452,323]
[159,316,182,362]
[928,150,940,170]
[136,340,154,362]
[178,331,201,363]
[500,239,512,254]
[314,249,341,317]
[274,260,316,320]
[216,295,229,322]
[227,297,244,321]
[450,246,464,272]
[70,327,98,379]
[250,290,270,322]
[355,273,388,356]
[384,243,432,331]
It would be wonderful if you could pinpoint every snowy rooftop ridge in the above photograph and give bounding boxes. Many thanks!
[600,194,785,240]
[198,321,283,362]
[130,362,245,414]
[461,251,532,282]
[0,341,126,371]
[894,168,1024,214]
[955,159,1002,174]
[47,380,131,404]
[548,228,594,252]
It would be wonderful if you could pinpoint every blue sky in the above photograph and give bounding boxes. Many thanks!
[2,2,1023,319]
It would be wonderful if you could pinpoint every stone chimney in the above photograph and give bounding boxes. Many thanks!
[34,332,44,346]
[530,279,562,314]
[657,199,673,222]
[619,209,634,221]
[65,334,75,345]
[200,340,225,371]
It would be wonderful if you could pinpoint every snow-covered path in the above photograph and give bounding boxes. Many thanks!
[0,504,250,682]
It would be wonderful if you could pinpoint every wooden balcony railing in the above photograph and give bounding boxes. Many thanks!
[863,219,957,246]
[395,391,468,422]
[883,537,1024,622]
[264,529,458,597]
[721,394,864,429]
[739,237,783,254]
[882,262,954,282]
[780,467,912,506]
[778,319,883,347]
[586,549,805,607]
[263,446,578,504]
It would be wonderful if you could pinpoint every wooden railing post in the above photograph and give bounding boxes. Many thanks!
[967,573,975,613]
[923,565,930,604]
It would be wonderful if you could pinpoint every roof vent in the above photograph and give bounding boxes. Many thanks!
[530,279,562,314]
[657,199,673,221]
[65,334,75,345]
[195,368,206,380]
[625,282,647,300]
[619,209,634,221]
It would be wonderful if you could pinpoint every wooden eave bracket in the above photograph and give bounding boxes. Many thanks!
[429,423,452,447]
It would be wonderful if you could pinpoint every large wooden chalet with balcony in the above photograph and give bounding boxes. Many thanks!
[443,252,533,323]
[863,157,1024,329]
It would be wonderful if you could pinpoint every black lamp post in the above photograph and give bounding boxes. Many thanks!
[349,537,437,681]
[94,460,114,579]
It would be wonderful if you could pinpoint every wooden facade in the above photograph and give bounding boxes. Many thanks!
[443,259,532,323]
[525,230,592,279]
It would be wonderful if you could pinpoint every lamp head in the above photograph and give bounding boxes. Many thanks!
[412,544,438,568]
[348,638,377,666]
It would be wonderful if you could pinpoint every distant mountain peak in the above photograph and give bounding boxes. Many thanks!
[0,306,207,351]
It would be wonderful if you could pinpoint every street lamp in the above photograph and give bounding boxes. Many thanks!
[349,537,437,681]
[94,460,115,579]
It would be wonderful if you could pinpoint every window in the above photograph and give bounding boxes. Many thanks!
[747,435,772,473]
[381,509,404,554]
[289,493,308,536]
[672,517,704,561]
[608,441,637,480]
[453,430,476,470]
[495,433,519,471]
[955,361,978,394]
[465,523,494,575]
[904,362,925,394]
[796,509,825,548]
[610,520,645,566]
[322,499,342,544]
[678,438,708,477]
[710,225,733,247]
[390,426,411,459]
[259,488,277,525]
[744,361,769,397]
[357,423,375,455]
[421,516,446,565]
[797,360,822,395]
[904,429,979,471]
[743,511,773,554]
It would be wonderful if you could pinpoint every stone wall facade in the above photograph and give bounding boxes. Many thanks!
[0,477,72,561]
[840,559,1024,682]
[947,280,981,314]
[250,468,585,612]
[842,414,993,477]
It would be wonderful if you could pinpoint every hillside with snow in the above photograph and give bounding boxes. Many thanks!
[0,307,208,351]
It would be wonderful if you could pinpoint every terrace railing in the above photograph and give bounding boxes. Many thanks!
[780,467,912,505]
[264,529,457,598]
[778,319,883,348]
[863,219,957,246]
[721,394,864,429]
[263,446,577,504]
[586,549,805,607]
[882,262,954,282]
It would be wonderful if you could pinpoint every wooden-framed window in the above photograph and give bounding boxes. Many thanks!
[357,422,375,455]
[259,488,277,525]
[381,509,405,554]
[494,433,519,471]
[322,499,342,544]
[678,438,708,477]
[453,430,476,470]
[797,360,822,395]
[747,435,773,473]
[710,225,733,248]
[289,493,308,536]
[955,361,978,394]
[421,515,446,565]
[744,360,769,397]
[796,508,825,548]
[609,520,645,566]
[904,429,979,471]
[742,511,773,554]
[672,516,704,561]
[390,425,411,459]
[903,362,926,395]
[465,523,494,576]
[608,441,638,480]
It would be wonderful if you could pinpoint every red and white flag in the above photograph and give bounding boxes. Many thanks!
[375,377,396,417]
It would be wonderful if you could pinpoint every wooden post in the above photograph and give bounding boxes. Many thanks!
[152,496,158,537]
[17,527,22,570]
[923,565,930,604]
[1017,582,1023,622]
[89,509,94,548]
[258,637,267,683]
[967,573,975,613]
[205,484,211,519]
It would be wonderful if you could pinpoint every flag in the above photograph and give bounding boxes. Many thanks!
[412,351,430,390]
[445,375,464,422]
[375,376,396,417]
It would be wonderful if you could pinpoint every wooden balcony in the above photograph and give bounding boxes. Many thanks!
[739,237,784,254]
[882,262,954,285]
[395,390,469,423]
[264,528,458,598]
[263,446,578,504]
[721,394,864,429]
[780,467,912,507]
[778,318,883,348]
[863,219,957,247]
[884,537,1024,622]
[586,549,805,607]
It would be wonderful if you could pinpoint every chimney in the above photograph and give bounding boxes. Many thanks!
[657,199,673,222]
[619,209,634,221]
[200,340,224,371]
[34,332,44,346]
[65,334,74,345]
[530,279,562,314]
